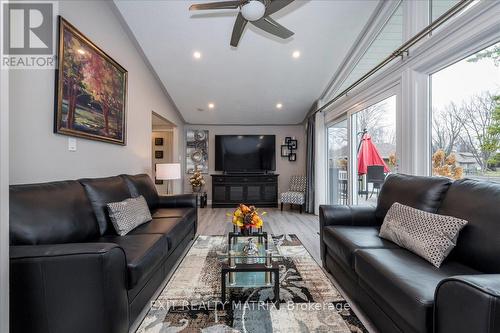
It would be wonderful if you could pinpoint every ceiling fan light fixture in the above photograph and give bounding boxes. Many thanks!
[241,0,266,22]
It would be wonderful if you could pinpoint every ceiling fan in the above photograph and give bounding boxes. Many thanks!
[189,0,295,47]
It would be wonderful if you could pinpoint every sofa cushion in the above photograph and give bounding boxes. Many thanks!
[375,174,452,222]
[130,217,195,250]
[438,179,500,273]
[323,226,398,269]
[98,234,167,289]
[153,207,196,220]
[122,174,159,210]
[80,176,133,235]
[10,181,99,245]
[355,248,480,333]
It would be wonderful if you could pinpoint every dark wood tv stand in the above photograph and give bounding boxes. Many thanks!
[211,174,279,208]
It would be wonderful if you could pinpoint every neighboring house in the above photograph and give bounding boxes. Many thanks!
[454,151,480,173]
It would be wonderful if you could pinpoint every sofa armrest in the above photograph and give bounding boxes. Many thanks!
[10,243,129,333]
[158,194,197,208]
[435,274,500,333]
[319,205,379,265]
[319,205,379,228]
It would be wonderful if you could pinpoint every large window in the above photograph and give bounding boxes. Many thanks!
[352,95,397,204]
[431,42,500,182]
[327,119,348,205]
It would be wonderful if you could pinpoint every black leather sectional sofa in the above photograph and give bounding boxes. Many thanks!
[9,174,197,333]
[320,174,500,333]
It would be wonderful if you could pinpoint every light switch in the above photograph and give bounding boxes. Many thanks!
[68,137,77,152]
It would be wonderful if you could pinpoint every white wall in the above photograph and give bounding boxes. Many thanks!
[184,125,306,201]
[0,50,10,333]
[9,1,184,189]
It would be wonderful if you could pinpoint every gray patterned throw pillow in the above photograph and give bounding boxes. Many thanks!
[107,196,152,236]
[379,202,468,268]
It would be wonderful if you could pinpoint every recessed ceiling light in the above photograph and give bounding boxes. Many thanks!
[193,51,202,59]
[276,103,283,109]
[208,103,215,109]
[292,50,300,59]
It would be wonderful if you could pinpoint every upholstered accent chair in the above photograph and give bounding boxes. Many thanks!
[280,175,307,213]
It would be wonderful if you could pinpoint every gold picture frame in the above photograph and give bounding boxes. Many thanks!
[54,17,127,145]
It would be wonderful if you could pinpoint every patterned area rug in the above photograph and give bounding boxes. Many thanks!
[137,235,367,333]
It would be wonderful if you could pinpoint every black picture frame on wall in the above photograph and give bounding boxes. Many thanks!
[288,139,297,150]
[280,145,289,157]
[155,150,163,159]
[285,137,292,144]
[288,153,296,162]
[155,138,164,146]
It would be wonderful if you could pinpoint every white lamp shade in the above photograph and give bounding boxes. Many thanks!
[156,163,181,180]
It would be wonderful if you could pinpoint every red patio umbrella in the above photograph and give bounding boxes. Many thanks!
[357,134,390,175]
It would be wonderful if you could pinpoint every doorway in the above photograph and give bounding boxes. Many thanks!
[152,112,176,194]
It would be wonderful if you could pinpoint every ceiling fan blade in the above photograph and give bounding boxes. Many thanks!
[265,0,295,16]
[230,13,248,47]
[250,16,293,39]
[189,1,241,11]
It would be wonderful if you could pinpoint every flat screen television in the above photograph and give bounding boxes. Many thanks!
[215,135,276,173]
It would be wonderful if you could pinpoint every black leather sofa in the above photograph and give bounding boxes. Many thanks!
[9,174,197,333]
[320,173,500,333]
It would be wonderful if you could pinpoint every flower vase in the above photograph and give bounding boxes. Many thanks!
[192,185,202,193]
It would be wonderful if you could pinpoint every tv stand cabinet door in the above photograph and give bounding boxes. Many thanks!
[263,183,277,203]
[229,186,244,202]
[213,184,227,203]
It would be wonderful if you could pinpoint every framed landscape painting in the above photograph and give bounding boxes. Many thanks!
[54,17,127,145]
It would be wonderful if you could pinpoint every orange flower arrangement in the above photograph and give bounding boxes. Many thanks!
[227,204,265,230]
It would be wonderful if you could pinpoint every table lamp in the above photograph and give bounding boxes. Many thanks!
[156,163,181,194]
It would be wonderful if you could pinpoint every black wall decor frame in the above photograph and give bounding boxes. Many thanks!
[283,137,297,162]
[155,138,164,146]
[154,150,163,159]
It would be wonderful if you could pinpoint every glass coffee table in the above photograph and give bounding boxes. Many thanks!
[218,230,282,308]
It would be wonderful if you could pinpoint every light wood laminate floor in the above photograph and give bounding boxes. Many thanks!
[196,207,321,263]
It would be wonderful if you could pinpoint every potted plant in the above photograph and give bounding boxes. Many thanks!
[189,170,205,192]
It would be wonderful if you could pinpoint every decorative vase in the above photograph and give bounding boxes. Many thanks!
[192,185,202,193]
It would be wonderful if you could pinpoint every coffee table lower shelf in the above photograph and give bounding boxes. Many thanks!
[221,262,280,309]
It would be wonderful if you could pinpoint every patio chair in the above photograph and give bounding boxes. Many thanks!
[366,165,386,199]
[280,175,306,213]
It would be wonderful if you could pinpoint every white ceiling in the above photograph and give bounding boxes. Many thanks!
[115,0,380,125]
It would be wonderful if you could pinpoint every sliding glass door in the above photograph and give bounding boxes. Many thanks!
[327,119,349,205]
[351,95,397,204]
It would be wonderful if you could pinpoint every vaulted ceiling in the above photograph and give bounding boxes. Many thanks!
[114,0,380,124]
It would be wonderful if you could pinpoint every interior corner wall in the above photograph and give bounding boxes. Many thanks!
[9,0,184,188]
[184,125,306,201]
